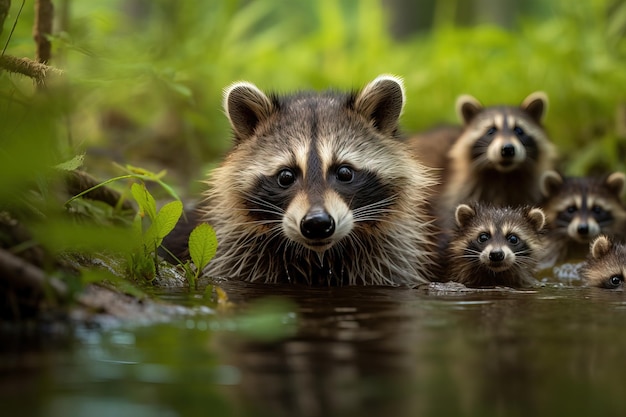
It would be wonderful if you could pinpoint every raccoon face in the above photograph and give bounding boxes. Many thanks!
[582,235,626,290]
[540,171,626,243]
[454,203,545,273]
[455,92,548,173]
[221,75,410,253]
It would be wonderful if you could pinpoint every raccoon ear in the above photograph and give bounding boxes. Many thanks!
[539,170,563,198]
[526,207,546,231]
[454,204,476,228]
[605,172,626,197]
[590,235,613,260]
[521,91,548,124]
[354,74,405,136]
[223,81,275,143]
[455,95,483,125]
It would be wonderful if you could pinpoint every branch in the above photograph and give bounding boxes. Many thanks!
[0,54,62,83]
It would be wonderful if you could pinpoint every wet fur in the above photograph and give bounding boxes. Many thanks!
[192,75,438,286]
[447,203,546,288]
[581,235,626,289]
[538,171,626,267]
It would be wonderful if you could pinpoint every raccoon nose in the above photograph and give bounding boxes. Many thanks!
[577,224,589,235]
[489,250,505,262]
[301,210,335,240]
[501,144,516,158]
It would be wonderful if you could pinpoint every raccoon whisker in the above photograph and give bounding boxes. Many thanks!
[353,216,400,224]
[231,206,285,218]
[353,206,401,216]
[228,219,283,228]
[461,248,483,256]
[353,207,403,218]
[352,195,399,214]
[239,208,284,217]
[463,253,483,259]
[470,153,491,170]
[240,193,286,214]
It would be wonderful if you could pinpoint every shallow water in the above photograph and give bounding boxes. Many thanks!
[3,279,626,417]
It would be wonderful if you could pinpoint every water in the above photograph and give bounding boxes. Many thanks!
[2,281,626,417]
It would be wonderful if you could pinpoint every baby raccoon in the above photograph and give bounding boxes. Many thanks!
[581,235,626,289]
[409,92,557,223]
[447,203,546,288]
[163,75,439,286]
[539,170,626,266]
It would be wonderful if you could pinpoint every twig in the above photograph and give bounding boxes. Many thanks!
[0,54,62,82]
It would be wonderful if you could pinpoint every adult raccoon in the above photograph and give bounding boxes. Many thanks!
[163,75,438,286]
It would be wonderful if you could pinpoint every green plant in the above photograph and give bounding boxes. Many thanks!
[128,181,182,281]
[187,223,218,290]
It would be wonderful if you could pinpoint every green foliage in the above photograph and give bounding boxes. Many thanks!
[187,223,218,289]
[33,0,622,181]
[128,181,182,281]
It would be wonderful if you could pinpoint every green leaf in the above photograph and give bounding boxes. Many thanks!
[155,200,184,237]
[189,223,218,271]
[143,200,183,248]
[131,182,157,221]
[55,154,85,171]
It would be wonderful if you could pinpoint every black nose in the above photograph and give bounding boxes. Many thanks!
[489,250,505,262]
[300,210,335,240]
[501,144,516,158]
[577,224,589,235]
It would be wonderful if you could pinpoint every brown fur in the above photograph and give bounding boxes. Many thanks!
[408,93,557,229]
[405,125,461,196]
[538,170,626,268]
[581,235,626,289]
[447,203,546,288]
[164,75,439,286]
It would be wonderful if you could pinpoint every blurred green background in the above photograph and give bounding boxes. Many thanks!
[2,0,626,195]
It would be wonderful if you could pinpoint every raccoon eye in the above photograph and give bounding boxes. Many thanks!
[513,126,525,137]
[507,234,520,245]
[276,169,296,188]
[606,275,624,289]
[566,205,577,214]
[486,127,497,136]
[336,165,354,183]
[477,232,491,243]
[591,205,605,215]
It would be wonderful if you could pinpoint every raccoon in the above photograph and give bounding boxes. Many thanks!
[410,93,557,222]
[580,235,626,289]
[447,203,546,288]
[538,170,626,267]
[168,75,439,286]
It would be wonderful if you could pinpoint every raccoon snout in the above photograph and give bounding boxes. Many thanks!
[489,250,505,262]
[577,223,589,235]
[501,143,516,158]
[300,210,336,240]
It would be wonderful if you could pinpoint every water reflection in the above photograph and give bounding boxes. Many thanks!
[2,283,626,417]
[214,282,626,417]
